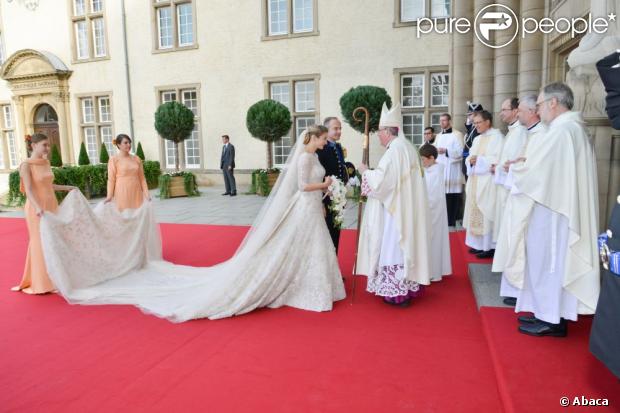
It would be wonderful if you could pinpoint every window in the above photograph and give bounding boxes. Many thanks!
[396,67,449,145]
[157,85,202,169]
[153,1,196,51]
[71,0,107,61]
[265,0,317,38]
[0,104,18,169]
[397,0,451,24]
[267,76,319,166]
[78,94,114,163]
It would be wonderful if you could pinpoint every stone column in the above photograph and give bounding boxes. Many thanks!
[54,90,73,165]
[493,0,520,125]
[12,95,28,160]
[472,0,495,114]
[450,0,474,131]
[518,0,545,97]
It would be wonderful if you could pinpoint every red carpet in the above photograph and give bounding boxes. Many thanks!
[0,218,501,412]
[480,308,620,413]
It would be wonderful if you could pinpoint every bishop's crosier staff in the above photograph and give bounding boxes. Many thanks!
[351,106,370,303]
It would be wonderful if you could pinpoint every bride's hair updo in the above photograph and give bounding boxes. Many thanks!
[303,125,328,145]
[26,133,48,152]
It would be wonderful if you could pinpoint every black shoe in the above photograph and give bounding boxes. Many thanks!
[468,248,482,254]
[476,249,495,259]
[230,192,237,197]
[382,297,412,308]
[503,297,517,306]
[222,192,231,196]
[518,319,567,337]
[518,314,538,324]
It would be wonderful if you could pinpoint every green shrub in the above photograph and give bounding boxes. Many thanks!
[99,144,110,164]
[340,86,392,134]
[78,142,90,166]
[246,99,292,169]
[143,160,161,189]
[154,102,195,171]
[136,142,146,161]
[50,144,63,167]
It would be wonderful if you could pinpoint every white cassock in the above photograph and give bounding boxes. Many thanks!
[424,162,452,281]
[435,129,465,194]
[493,111,600,324]
[462,128,505,251]
[497,122,546,299]
[357,137,432,296]
[492,120,528,242]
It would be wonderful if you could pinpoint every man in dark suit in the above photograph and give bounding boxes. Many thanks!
[220,135,236,196]
[317,117,349,252]
[596,50,620,130]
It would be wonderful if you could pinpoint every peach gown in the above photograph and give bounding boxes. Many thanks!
[14,158,58,294]
[107,155,149,211]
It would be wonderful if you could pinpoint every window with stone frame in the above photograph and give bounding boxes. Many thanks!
[157,86,202,169]
[267,76,319,167]
[153,0,196,51]
[71,0,108,61]
[397,0,451,25]
[264,0,318,38]
[398,69,449,145]
[0,104,17,170]
[78,94,114,164]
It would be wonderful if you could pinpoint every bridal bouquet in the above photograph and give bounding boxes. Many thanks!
[327,175,347,229]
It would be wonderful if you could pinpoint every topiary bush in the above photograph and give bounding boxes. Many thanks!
[99,143,109,164]
[246,99,292,169]
[78,142,90,166]
[154,101,195,171]
[136,142,146,161]
[143,160,161,189]
[50,144,63,167]
[339,86,392,134]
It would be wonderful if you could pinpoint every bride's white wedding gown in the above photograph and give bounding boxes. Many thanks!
[39,143,346,322]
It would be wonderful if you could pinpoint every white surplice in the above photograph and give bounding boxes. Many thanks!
[424,163,452,281]
[493,111,600,323]
[435,129,465,194]
[498,122,547,299]
[38,142,346,322]
[493,121,528,242]
[463,128,505,251]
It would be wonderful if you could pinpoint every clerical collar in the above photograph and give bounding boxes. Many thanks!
[442,128,452,133]
[528,121,540,131]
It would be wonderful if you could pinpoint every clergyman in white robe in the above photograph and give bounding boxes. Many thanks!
[493,120,528,242]
[423,161,452,281]
[357,104,432,306]
[498,121,547,300]
[463,125,505,252]
[493,110,600,329]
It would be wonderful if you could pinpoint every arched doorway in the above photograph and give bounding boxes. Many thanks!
[33,104,60,153]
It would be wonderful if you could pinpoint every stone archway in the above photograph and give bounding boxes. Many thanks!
[0,49,74,164]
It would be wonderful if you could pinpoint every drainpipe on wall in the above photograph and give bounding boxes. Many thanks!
[121,0,135,142]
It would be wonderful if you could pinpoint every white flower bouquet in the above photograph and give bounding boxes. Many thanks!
[326,175,348,229]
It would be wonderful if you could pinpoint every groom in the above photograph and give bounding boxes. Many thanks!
[317,117,349,252]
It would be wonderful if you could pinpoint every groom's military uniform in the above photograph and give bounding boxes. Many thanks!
[317,140,348,252]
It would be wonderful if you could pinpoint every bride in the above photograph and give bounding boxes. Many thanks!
[39,125,346,322]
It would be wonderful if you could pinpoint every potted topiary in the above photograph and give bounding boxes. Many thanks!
[339,85,392,136]
[154,101,199,198]
[246,99,292,196]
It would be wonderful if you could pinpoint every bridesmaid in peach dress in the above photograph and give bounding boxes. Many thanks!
[104,134,151,211]
[12,133,76,294]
